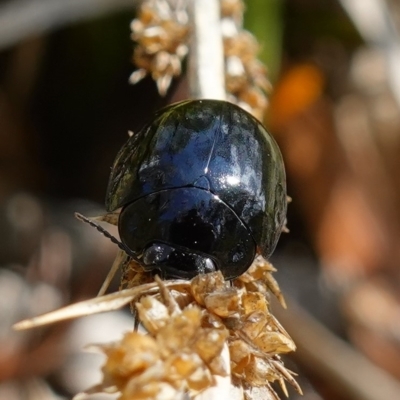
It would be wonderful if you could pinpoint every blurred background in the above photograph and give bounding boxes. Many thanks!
[1,0,400,399]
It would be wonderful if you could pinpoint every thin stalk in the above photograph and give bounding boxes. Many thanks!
[187,0,226,100]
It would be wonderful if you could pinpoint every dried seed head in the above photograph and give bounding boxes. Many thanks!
[130,0,272,118]
[221,0,271,119]
[191,270,226,306]
[69,254,299,399]
[85,294,230,399]
[130,0,189,95]
[221,0,244,23]
[16,249,299,399]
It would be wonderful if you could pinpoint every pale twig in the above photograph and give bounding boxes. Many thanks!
[187,0,226,100]
[13,280,190,330]
[97,249,125,296]
[0,0,136,51]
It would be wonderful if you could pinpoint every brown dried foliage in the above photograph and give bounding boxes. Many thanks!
[221,0,271,120]
[130,0,271,119]
[77,256,300,400]
[130,0,189,95]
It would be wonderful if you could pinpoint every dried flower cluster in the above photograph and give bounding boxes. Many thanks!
[129,0,189,95]
[83,305,229,400]
[75,256,300,400]
[221,0,271,120]
[191,258,300,397]
[130,0,271,119]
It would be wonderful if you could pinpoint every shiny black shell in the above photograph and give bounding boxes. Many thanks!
[106,99,287,279]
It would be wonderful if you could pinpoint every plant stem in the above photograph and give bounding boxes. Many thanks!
[187,0,226,100]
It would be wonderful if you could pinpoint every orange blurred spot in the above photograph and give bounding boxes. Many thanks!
[317,178,387,284]
[269,64,325,129]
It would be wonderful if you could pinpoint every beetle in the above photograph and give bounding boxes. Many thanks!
[105,99,287,280]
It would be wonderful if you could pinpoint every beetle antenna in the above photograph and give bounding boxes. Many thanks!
[75,212,140,262]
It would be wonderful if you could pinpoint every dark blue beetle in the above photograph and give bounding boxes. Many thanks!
[106,99,287,280]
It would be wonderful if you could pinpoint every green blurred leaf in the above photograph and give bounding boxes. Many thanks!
[243,0,283,81]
